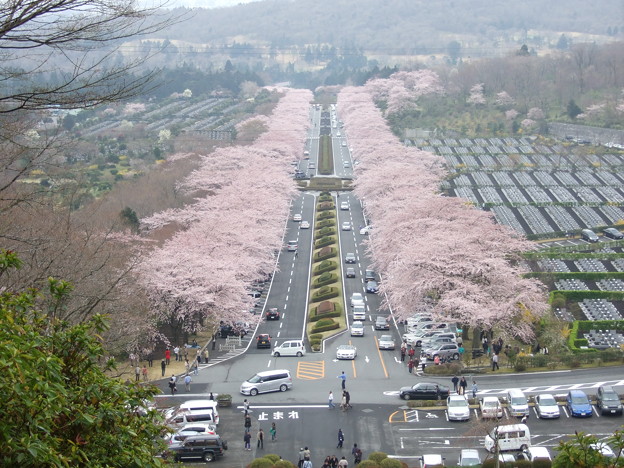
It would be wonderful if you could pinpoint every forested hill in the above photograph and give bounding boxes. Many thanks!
[161,0,622,57]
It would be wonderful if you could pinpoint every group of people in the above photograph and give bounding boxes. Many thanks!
[451,375,479,398]
[160,344,208,377]
[243,407,277,451]
[399,341,420,373]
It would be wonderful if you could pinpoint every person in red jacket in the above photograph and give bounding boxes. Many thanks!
[165,348,171,365]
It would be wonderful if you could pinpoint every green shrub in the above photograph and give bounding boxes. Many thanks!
[514,361,527,372]
[316,219,335,229]
[309,333,323,340]
[367,452,388,464]
[274,460,297,468]
[317,201,335,211]
[317,210,335,220]
[313,260,337,275]
[315,236,336,249]
[310,338,321,348]
[249,458,275,468]
[312,319,340,333]
[316,227,336,237]
[310,302,342,321]
[311,286,340,302]
[379,458,402,468]
[312,272,337,288]
[314,247,337,262]
[358,461,380,468]
[262,454,281,463]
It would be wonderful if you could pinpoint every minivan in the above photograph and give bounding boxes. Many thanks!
[167,409,218,427]
[506,389,529,417]
[240,369,293,396]
[581,229,599,243]
[484,423,531,452]
[164,399,220,424]
[353,304,366,321]
[272,339,305,357]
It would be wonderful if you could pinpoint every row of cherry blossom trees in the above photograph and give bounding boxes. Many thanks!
[337,74,548,341]
[136,88,312,345]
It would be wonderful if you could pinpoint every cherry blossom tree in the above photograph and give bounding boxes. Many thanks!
[337,84,548,341]
[366,70,445,115]
[527,107,545,120]
[495,91,516,107]
[467,83,486,105]
[138,88,312,342]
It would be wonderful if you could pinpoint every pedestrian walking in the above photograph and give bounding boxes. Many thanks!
[298,448,306,468]
[184,374,192,392]
[192,360,198,375]
[345,391,351,409]
[202,349,209,363]
[164,348,170,365]
[330,455,339,468]
[323,456,332,468]
[184,359,190,373]
[407,358,414,374]
[173,345,180,362]
[209,392,214,400]
[134,365,140,382]
[244,432,251,450]
[244,414,252,433]
[352,444,362,465]
[435,384,441,400]
[338,456,348,468]
[303,459,312,468]
[338,371,347,390]
[451,375,459,393]
[147,352,153,367]
[421,362,426,372]
[408,346,415,359]
[294,250,299,259]
[341,392,348,411]
[482,337,489,355]
[160,359,166,376]
[129,353,136,367]
[329,391,335,409]
[492,353,499,371]
[244,399,251,414]
[337,429,344,448]
[270,422,277,441]
[257,428,264,449]
[400,341,407,362]
[472,380,478,399]
[142,365,148,381]
[303,447,311,462]
[459,376,467,395]
[168,376,176,395]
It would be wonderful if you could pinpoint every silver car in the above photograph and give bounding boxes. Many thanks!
[378,335,395,350]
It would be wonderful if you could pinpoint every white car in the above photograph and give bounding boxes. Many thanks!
[341,221,351,231]
[343,161,350,168]
[378,335,396,350]
[300,221,310,229]
[535,393,560,419]
[336,344,357,360]
[293,213,302,222]
[360,226,371,235]
[340,201,349,210]
[589,443,616,459]
[350,321,364,336]
[480,396,503,419]
[165,422,217,444]
[447,395,470,421]
[342,141,347,147]
[458,449,481,466]
[521,447,551,462]
[351,293,364,307]
[419,454,444,468]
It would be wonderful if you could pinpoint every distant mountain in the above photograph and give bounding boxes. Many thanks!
[154,0,622,65]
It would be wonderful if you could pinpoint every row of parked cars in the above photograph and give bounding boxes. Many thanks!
[161,399,227,463]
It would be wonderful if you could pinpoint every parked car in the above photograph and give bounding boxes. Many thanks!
[300,220,310,229]
[480,396,503,418]
[374,316,390,330]
[458,449,481,466]
[589,442,616,459]
[603,227,624,239]
[360,226,371,235]
[400,382,450,401]
[519,446,551,463]
[336,344,357,360]
[567,390,593,417]
[351,293,365,308]
[163,434,227,463]
[345,252,356,263]
[265,308,280,320]
[350,321,365,336]
[425,343,460,361]
[256,334,271,349]
[447,395,470,421]
[419,454,445,468]
[346,267,356,278]
[378,334,396,350]
[535,393,560,419]
[365,281,379,293]
[596,385,623,415]
[165,422,217,445]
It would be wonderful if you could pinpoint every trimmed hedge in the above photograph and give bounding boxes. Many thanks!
[312,318,340,333]
[313,260,338,275]
[317,210,336,220]
[315,236,336,249]
[316,219,335,229]
[315,246,337,261]
[549,290,624,302]
[317,201,335,211]
[316,226,336,238]
[525,272,624,281]
[312,272,338,288]
[311,286,340,302]
[310,303,342,322]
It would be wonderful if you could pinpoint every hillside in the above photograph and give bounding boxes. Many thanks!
[158,0,623,63]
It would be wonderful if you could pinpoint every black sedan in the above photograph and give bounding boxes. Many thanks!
[266,308,280,320]
[603,228,624,240]
[366,281,379,293]
[399,382,450,401]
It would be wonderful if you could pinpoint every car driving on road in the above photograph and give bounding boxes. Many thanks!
[336,344,357,360]
[365,280,379,293]
[345,252,356,263]
[265,308,280,320]
[374,316,389,330]
[341,221,351,231]
[346,267,356,278]
[293,213,302,222]
[340,201,349,210]
[350,321,364,336]
[399,382,450,401]
[378,334,395,350]
[351,293,364,307]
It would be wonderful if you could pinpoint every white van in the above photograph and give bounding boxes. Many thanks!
[273,340,305,357]
[164,399,220,424]
[240,369,293,396]
[353,304,366,321]
[167,409,218,428]
[484,423,531,452]
[506,389,529,417]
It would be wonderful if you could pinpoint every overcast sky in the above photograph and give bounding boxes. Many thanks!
[164,0,260,8]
